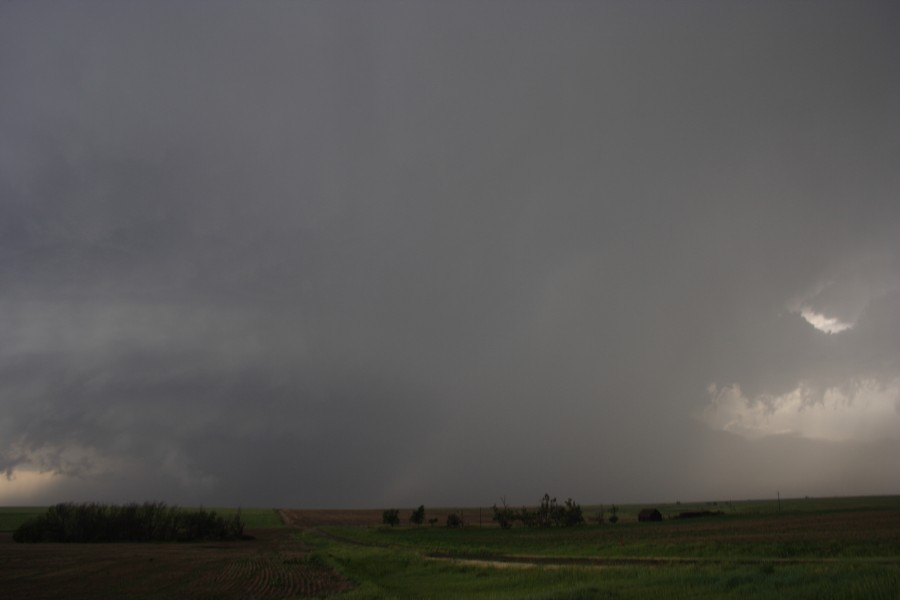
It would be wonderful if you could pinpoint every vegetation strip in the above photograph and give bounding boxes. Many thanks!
[425,552,900,567]
[13,502,245,543]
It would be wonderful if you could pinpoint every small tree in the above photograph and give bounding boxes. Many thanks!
[382,509,400,527]
[561,498,584,526]
[410,505,425,525]
[229,508,245,539]
[513,494,585,528]
[608,504,619,524]
[446,513,464,528]
[492,497,515,529]
[536,493,555,528]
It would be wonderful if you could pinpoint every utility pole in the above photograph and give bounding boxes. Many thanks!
[777,491,781,513]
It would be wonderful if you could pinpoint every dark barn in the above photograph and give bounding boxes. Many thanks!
[638,508,663,522]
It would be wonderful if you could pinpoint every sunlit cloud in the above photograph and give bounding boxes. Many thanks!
[0,469,59,504]
[787,254,900,336]
[799,307,853,334]
[2,441,123,481]
[701,379,900,442]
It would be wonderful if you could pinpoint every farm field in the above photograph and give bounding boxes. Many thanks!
[1,496,899,598]
[0,527,348,600]
[212,507,286,529]
[315,501,900,560]
[294,496,900,599]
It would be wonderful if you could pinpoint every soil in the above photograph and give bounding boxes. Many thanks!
[0,528,350,600]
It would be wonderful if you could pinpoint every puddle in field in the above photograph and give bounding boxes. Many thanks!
[425,554,643,569]
[426,557,581,570]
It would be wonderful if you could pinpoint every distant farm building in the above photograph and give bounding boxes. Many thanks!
[638,508,663,522]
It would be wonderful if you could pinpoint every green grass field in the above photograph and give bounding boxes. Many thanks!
[310,541,899,600]
[300,496,900,599]
[210,507,284,529]
[0,507,48,532]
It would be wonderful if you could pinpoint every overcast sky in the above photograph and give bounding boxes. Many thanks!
[1,1,899,508]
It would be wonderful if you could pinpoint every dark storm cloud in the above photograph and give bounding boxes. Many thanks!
[1,1,899,506]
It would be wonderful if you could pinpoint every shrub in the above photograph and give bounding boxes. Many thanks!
[503,494,585,529]
[382,509,400,527]
[446,513,464,528]
[608,504,619,524]
[410,505,425,525]
[492,499,515,529]
[560,498,585,526]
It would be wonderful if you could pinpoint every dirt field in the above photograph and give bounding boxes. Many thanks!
[0,528,350,600]
[1,507,481,600]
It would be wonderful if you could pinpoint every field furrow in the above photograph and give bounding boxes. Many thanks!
[0,529,351,600]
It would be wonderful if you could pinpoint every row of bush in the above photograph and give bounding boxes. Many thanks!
[382,506,463,528]
[381,496,585,530]
[13,502,245,543]
[492,494,585,528]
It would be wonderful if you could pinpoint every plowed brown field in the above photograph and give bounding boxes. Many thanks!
[0,528,350,600]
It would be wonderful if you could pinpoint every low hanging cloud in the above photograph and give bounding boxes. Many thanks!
[703,261,900,443]
[702,379,900,442]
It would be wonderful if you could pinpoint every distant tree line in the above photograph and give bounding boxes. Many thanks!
[382,496,585,530]
[14,502,245,543]
[381,505,464,528]
[492,494,585,529]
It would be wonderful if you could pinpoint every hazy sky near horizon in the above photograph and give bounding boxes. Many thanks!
[1,1,899,508]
